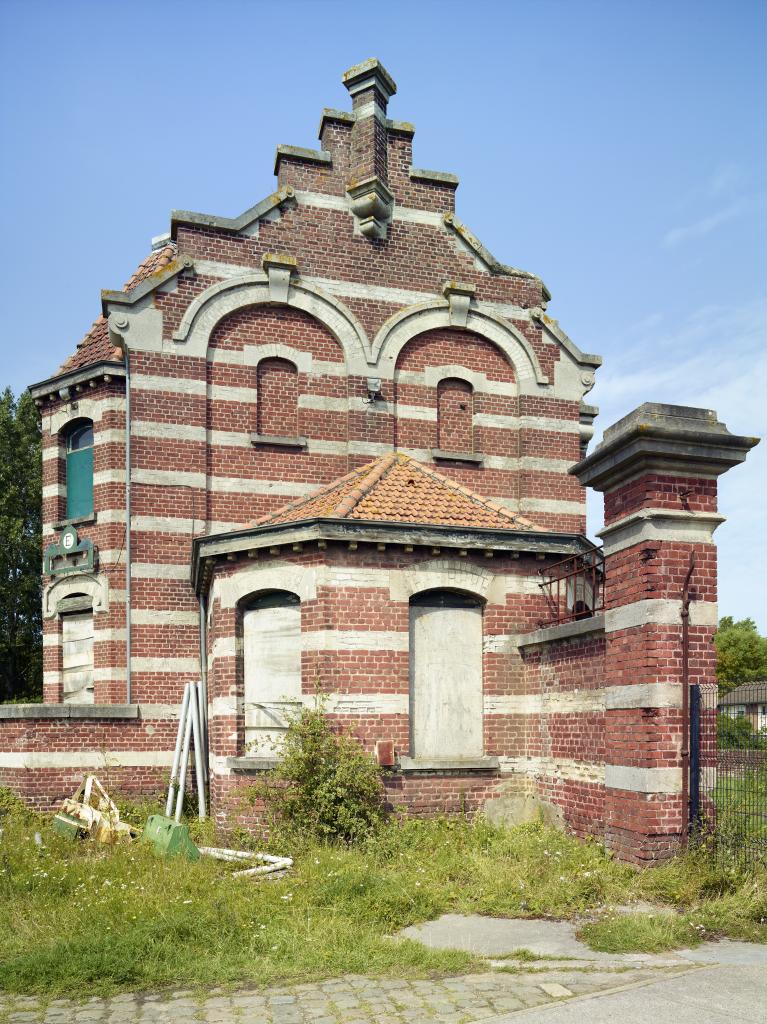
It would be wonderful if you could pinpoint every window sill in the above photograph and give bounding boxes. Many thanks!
[398,755,499,773]
[52,514,96,531]
[431,449,484,465]
[250,434,307,449]
[0,704,139,720]
[226,756,282,772]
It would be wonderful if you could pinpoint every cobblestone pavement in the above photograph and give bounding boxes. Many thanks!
[0,965,688,1023]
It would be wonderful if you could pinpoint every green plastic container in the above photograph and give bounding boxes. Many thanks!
[53,811,84,839]
[142,814,200,860]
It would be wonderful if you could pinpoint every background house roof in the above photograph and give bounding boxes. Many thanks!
[718,681,767,705]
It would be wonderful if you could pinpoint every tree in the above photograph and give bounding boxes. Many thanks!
[714,616,767,696]
[0,388,42,701]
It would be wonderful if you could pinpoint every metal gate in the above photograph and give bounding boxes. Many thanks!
[691,681,767,866]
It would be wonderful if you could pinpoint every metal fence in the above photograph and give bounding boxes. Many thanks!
[691,681,767,867]
[538,546,604,627]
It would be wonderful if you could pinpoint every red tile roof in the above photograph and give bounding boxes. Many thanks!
[58,243,178,375]
[249,452,541,532]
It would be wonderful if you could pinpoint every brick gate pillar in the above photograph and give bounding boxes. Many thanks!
[573,404,758,864]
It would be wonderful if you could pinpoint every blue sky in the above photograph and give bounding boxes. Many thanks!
[1,0,764,627]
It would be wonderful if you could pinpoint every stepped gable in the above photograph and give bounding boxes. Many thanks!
[248,452,541,532]
[58,243,178,374]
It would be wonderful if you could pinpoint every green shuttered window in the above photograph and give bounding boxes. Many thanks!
[65,421,94,520]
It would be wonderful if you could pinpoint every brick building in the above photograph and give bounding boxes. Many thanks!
[0,60,759,863]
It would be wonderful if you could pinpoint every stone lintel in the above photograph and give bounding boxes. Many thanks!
[605,683,682,710]
[516,614,605,649]
[398,756,499,773]
[431,449,484,465]
[598,508,727,556]
[0,704,139,720]
[604,764,682,794]
[572,403,759,491]
[604,598,718,632]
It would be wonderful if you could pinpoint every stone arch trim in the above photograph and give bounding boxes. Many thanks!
[170,274,371,365]
[48,397,123,435]
[244,343,313,374]
[44,573,109,618]
[390,559,503,604]
[374,301,548,386]
[215,563,318,610]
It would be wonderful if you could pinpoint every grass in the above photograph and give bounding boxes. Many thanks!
[1,789,766,998]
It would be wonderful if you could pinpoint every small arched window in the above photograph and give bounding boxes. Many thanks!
[242,590,302,755]
[409,589,484,759]
[64,420,94,520]
[437,378,473,453]
[257,358,299,439]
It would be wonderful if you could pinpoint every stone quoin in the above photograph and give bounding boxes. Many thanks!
[2,59,759,863]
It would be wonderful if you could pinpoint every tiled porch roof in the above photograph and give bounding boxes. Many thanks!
[249,452,541,532]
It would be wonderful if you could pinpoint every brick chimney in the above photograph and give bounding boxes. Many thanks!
[342,58,396,240]
[573,403,759,863]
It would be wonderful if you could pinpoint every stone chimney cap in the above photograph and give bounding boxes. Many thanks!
[342,58,397,101]
[602,403,726,444]
[571,402,759,491]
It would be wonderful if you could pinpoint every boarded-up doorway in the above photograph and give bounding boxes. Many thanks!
[409,590,483,759]
[243,591,302,756]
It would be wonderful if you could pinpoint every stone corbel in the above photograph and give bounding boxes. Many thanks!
[441,281,476,327]
[346,175,394,240]
[262,253,298,302]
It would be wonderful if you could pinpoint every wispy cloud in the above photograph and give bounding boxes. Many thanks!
[588,299,767,627]
[662,200,747,248]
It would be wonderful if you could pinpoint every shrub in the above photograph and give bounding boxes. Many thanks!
[254,707,385,844]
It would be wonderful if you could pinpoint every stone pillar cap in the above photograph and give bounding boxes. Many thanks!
[342,58,397,102]
[571,402,759,491]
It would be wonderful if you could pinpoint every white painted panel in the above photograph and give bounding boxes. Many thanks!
[243,602,301,755]
[62,611,94,705]
[411,603,483,759]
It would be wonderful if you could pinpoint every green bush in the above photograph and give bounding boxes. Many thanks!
[253,707,385,844]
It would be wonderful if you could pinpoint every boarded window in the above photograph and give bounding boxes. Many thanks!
[257,358,299,437]
[64,420,94,519]
[409,590,483,759]
[61,609,94,704]
[242,591,302,755]
[437,378,473,453]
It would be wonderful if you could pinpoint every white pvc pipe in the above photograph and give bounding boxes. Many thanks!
[191,682,207,820]
[166,683,191,817]
[174,686,194,822]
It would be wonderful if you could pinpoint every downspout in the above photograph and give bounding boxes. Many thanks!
[125,348,132,704]
[199,589,209,783]
[680,551,696,849]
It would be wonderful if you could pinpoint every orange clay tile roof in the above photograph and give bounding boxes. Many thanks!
[248,453,541,532]
[57,243,178,375]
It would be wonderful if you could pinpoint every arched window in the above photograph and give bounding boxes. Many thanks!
[63,419,94,520]
[242,590,301,755]
[256,358,299,438]
[409,590,484,759]
[60,595,94,705]
[437,378,473,453]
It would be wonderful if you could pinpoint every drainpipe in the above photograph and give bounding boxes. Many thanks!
[680,551,696,849]
[199,589,209,783]
[124,348,132,704]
